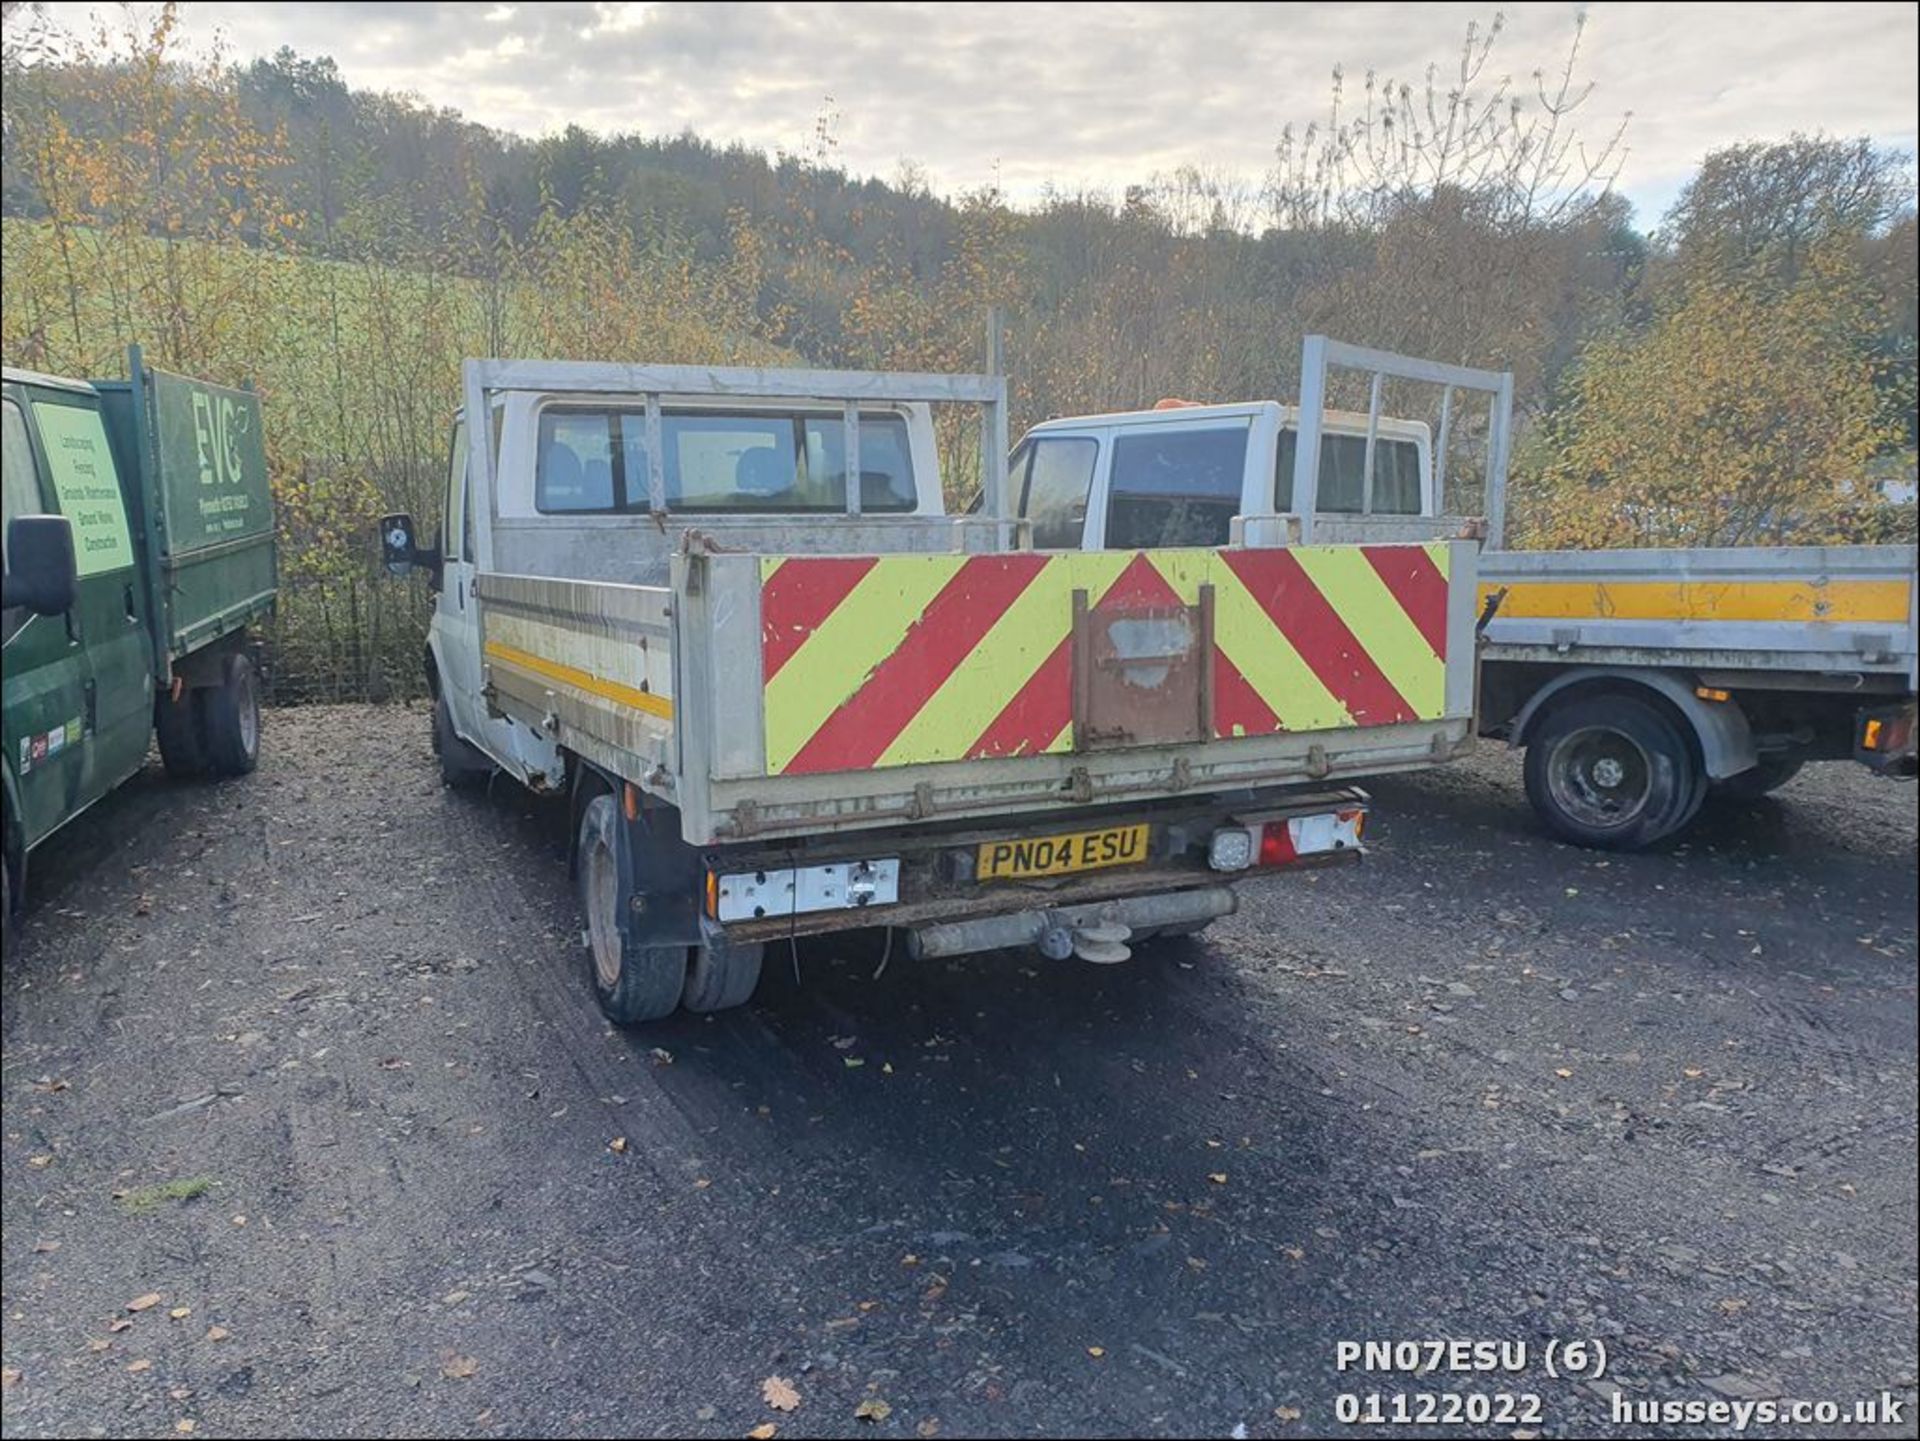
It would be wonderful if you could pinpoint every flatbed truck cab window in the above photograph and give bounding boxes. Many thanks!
[1012,436,1098,549]
[534,407,917,514]
[1106,424,1248,549]
[2,399,43,569]
[1275,428,1423,515]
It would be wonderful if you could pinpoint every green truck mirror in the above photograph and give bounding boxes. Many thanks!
[2,514,79,616]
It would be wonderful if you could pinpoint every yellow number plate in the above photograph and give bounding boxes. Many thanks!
[977,823,1149,881]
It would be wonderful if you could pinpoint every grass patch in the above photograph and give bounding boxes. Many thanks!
[117,1176,216,1214]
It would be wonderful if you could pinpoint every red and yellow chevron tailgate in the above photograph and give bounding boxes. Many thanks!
[759,544,1453,776]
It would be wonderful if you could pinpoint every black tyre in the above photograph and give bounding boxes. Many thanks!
[1524,693,1701,850]
[154,687,208,779]
[681,939,764,1013]
[1713,755,1805,800]
[200,652,261,778]
[577,794,686,1024]
[432,692,491,788]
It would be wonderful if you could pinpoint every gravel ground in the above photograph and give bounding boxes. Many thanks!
[2,705,1915,1439]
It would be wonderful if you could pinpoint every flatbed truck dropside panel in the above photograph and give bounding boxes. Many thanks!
[1479,545,1918,683]
[477,539,1479,846]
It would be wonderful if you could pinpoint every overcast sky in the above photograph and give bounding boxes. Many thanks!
[66,1,1920,225]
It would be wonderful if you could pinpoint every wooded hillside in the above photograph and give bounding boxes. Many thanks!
[2,5,1912,701]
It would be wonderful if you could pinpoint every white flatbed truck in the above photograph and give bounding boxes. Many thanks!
[1018,337,1917,849]
[381,358,1481,1022]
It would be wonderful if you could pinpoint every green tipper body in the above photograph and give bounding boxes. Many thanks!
[95,349,277,677]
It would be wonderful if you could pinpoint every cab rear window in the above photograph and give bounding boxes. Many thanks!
[1275,430,1422,515]
[535,408,917,514]
[1105,424,1248,549]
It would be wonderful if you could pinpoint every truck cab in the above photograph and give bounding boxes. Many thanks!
[2,370,156,908]
[1008,402,1434,552]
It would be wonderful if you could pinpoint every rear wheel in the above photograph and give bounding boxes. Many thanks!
[577,794,686,1025]
[155,687,208,779]
[1524,694,1701,850]
[200,652,261,777]
[1713,755,1805,800]
[682,938,765,1013]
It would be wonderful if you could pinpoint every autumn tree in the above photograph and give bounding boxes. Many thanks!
[1518,242,1910,548]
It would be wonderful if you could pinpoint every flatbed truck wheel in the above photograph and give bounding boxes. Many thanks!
[1713,755,1804,800]
[155,687,208,779]
[682,939,764,1013]
[577,794,687,1024]
[200,651,261,778]
[432,692,492,788]
[1524,693,1701,851]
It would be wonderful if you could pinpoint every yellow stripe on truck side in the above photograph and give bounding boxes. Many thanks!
[484,640,674,719]
[1484,578,1912,624]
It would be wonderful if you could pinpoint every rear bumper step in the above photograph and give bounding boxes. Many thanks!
[904,886,1238,962]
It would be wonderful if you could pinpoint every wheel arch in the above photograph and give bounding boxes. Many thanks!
[1511,667,1756,780]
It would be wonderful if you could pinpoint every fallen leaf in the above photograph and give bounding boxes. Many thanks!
[442,1355,478,1380]
[854,1398,892,1423]
[762,1376,801,1412]
[649,1047,674,1066]
[1554,1068,1573,1079]
[1087,1346,1105,1358]
[175,1422,197,1434]
[900,1253,920,1267]
[922,1281,948,1303]
[917,1421,941,1438]
[1207,1173,1229,1185]
[608,1137,628,1155]
[206,1326,230,1342]
[88,1339,111,1353]
[108,1318,133,1334]
[748,1426,778,1440]
[33,1239,61,1254]
[1275,1405,1302,1422]
[169,1307,192,1320]
[694,1178,712,1190]
[126,1293,163,1313]
[1,1368,18,1390]
[126,1359,152,1374]
[27,1155,53,1169]
[843,1057,865,1069]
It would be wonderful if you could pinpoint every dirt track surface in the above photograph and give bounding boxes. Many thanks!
[3,705,1916,1439]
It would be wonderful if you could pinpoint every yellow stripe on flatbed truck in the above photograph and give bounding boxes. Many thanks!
[1482,579,1912,625]
[484,640,674,719]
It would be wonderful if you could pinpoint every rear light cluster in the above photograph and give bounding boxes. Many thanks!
[1861,711,1914,755]
[1207,808,1366,872]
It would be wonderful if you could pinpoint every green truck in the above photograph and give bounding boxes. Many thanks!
[2,348,277,923]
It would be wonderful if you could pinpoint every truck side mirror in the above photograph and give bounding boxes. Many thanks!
[1,514,80,616]
[380,512,439,581]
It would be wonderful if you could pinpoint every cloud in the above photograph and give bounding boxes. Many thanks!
[110,0,1920,221]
